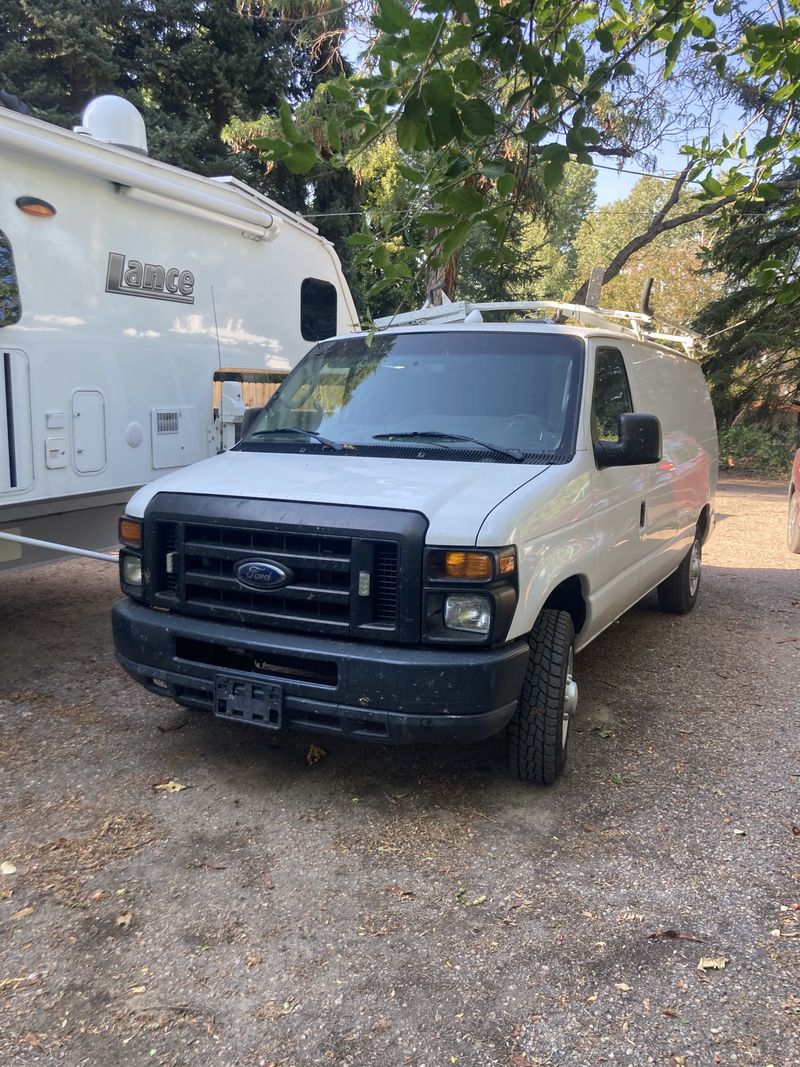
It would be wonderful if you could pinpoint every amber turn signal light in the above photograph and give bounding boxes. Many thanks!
[16,196,57,218]
[119,517,142,547]
[443,551,493,580]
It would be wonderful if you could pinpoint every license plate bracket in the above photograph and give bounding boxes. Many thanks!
[214,675,283,730]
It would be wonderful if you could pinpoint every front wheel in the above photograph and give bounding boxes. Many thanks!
[506,609,577,785]
[657,532,702,614]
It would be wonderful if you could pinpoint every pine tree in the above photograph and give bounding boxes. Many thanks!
[0,0,306,173]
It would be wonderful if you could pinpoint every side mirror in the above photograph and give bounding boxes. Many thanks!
[595,413,662,468]
[240,405,264,441]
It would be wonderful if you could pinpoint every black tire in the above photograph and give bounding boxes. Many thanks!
[506,609,576,785]
[657,531,702,614]
[788,488,800,554]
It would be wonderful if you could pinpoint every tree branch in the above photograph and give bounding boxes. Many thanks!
[571,186,736,306]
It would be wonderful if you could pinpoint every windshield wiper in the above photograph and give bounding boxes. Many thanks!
[245,427,344,451]
[373,430,524,462]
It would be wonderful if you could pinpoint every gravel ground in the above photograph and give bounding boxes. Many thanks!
[0,475,798,1067]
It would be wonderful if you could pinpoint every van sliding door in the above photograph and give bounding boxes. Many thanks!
[0,349,33,494]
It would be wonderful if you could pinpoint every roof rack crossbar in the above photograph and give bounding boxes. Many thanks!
[373,298,698,354]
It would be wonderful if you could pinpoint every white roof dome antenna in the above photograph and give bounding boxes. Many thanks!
[73,96,148,155]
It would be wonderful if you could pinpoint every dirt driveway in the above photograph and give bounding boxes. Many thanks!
[1,476,798,1066]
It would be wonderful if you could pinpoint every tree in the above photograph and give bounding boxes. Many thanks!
[695,173,800,424]
[257,0,725,311]
[569,174,724,322]
[0,0,307,172]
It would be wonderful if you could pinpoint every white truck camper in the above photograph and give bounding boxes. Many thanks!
[112,298,718,784]
[0,95,358,573]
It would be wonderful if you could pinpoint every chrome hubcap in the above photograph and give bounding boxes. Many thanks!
[563,647,577,748]
[689,539,702,597]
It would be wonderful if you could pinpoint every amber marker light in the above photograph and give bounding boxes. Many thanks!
[443,551,493,580]
[16,196,57,218]
[498,553,516,576]
[119,517,142,548]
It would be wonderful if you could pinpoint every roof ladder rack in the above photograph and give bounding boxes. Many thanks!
[374,295,699,354]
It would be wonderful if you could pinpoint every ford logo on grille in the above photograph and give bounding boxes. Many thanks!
[235,559,293,590]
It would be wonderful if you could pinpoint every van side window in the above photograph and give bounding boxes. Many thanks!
[0,230,21,327]
[301,278,337,342]
[592,347,633,443]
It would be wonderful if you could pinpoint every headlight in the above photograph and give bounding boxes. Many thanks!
[122,554,143,587]
[444,594,492,634]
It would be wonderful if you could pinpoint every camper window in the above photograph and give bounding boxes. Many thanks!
[0,231,21,327]
[301,278,337,342]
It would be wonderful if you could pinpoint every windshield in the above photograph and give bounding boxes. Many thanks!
[239,330,584,461]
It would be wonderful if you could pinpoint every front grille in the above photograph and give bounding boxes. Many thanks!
[149,505,412,641]
[373,542,399,623]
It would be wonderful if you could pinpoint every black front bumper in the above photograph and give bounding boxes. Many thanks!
[112,599,529,744]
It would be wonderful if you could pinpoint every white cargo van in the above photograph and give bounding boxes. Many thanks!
[112,301,717,783]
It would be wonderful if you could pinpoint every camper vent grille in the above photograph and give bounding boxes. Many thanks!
[156,411,180,434]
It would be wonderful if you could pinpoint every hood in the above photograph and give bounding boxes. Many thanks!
[125,448,550,545]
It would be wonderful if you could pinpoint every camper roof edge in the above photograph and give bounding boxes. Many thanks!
[0,106,320,239]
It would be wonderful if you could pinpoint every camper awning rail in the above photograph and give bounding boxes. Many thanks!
[0,111,281,238]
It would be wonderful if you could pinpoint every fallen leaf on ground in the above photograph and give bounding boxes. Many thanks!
[464,894,487,907]
[663,1007,680,1018]
[91,890,105,902]
[648,929,704,942]
[0,974,41,991]
[698,956,727,970]
[22,1034,45,1049]
[152,780,188,793]
[9,907,33,921]
[116,911,132,928]
[383,883,414,899]
[0,861,17,876]
[157,718,188,734]
[306,745,326,765]
[614,982,632,991]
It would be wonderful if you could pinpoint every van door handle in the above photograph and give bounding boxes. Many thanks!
[639,501,646,528]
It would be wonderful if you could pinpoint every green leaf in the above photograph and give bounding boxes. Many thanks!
[422,70,455,107]
[372,244,391,269]
[279,100,302,144]
[691,14,716,38]
[417,210,459,228]
[471,248,496,267]
[346,232,374,247]
[428,104,455,147]
[757,182,781,201]
[397,163,427,183]
[700,175,723,196]
[496,173,516,196]
[367,277,395,297]
[480,162,507,179]
[251,136,291,161]
[326,79,352,104]
[540,142,570,164]
[440,185,485,213]
[459,98,495,135]
[439,220,472,257]
[594,27,614,52]
[754,134,782,154]
[327,119,341,154]
[374,0,411,34]
[409,18,439,51]
[396,115,421,153]
[543,159,565,191]
[453,58,482,91]
[283,143,319,174]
